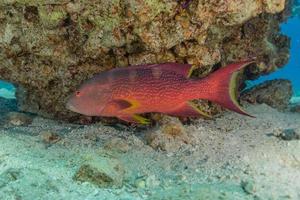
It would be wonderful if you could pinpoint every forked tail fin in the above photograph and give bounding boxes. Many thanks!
[199,60,255,117]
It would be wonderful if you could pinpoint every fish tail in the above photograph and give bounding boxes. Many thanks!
[196,60,255,117]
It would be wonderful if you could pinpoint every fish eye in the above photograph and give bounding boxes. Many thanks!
[75,91,81,97]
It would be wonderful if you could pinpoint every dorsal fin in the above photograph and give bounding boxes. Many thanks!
[90,62,196,84]
[110,63,195,78]
[148,63,195,78]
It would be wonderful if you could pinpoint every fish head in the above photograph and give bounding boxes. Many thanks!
[66,80,110,116]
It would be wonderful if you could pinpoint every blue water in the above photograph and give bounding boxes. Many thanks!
[254,16,300,93]
[0,80,14,90]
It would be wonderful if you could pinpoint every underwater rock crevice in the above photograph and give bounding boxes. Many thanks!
[0,0,292,121]
[241,79,293,110]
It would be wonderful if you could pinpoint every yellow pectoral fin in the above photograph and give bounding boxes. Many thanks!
[120,99,141,113]
[118,114,150,125]
[110,98,149,124]
[132,114,151,124]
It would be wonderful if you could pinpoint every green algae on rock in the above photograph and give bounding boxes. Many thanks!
[0,0,291,121]
[241,79,293,110]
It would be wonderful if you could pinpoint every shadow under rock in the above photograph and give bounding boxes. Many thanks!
[0,97,17,114]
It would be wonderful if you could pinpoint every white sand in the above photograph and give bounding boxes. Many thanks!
[0,104,299,199]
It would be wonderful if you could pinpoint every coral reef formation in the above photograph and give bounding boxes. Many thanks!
[5,111,33,126]
[145,116,192,152]
[241,79,293,110]
[0,0,290,120]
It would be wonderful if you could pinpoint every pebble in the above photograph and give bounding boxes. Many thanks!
[134,178,146,189]
[40,131,61,144]
[104,138,130,153]
[0,168,20,188]
[273,128,300,141]
[145,116,191,152]
[241,179,256,194]
[73,156,125,188]
[241,79,292,110]
[290,104,300,113]
[6,112,33,126]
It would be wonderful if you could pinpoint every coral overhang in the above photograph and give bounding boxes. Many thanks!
[0,0,291,121]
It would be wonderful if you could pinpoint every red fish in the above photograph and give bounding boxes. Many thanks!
[66,61,254,124]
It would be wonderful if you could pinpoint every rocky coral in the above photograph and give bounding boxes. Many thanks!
[241,79,292,110]
[0,0,291,121]
[145,116,194,152]
[273,128,300,141]
[5,111,33,126]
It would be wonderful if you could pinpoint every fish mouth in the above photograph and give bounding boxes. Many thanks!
[66,103,79,113]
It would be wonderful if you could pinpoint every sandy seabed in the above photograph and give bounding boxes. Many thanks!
[0,101,299,200]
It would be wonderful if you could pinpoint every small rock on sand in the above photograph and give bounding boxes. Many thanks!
[241,79,292,110]
[145,116,192,152]
[241,179,256,194]
[103,138,130,153]
[40,131,62,144]
[134,178,146,189]
[0,169,21,188]
[290,104,300,113]
[6,112,33,126]
[273,128,300,141]
[134,175,160,189]
[73,156,125,188]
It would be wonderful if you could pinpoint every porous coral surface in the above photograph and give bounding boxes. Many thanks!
[0,0,290,120]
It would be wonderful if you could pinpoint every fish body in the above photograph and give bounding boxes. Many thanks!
[66,61,254,124]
